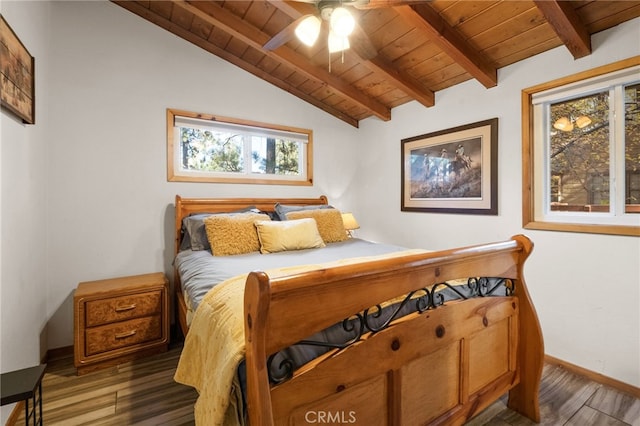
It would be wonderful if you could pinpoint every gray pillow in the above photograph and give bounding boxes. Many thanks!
[274,203,333,221]
[181,207,259,251]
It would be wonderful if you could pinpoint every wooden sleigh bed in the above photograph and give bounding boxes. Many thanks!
[173,195,544,425]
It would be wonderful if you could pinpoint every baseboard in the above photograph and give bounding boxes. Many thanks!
[4,401,24,426]
[44,345,73,362]
[545,354,640,399]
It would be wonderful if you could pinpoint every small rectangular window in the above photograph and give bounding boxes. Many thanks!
[167,109,313,186]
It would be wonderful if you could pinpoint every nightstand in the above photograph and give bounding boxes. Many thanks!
[73,272,169,375]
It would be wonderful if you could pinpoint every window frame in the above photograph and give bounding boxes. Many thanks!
[522,56,640,237]
[167,109,313,186]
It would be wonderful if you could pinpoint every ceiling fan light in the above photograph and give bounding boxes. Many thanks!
[553,116,573,132]
[295,15,321,47]
[328,30,350,53]
[330,7,355,37]
[575,115,592,128]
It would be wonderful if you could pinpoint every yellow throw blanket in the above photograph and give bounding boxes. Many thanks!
[174,249,426,425]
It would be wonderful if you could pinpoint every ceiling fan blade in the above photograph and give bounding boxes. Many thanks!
[353,0,431,9]
[263,14,315,51]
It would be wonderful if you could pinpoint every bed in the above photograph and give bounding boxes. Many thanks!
[172,195,544,425]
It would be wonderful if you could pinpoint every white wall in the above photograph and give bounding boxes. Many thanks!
[0,1,52,422]
[42,0,359,351]
[1,7,638,425]
[357,19,640,387]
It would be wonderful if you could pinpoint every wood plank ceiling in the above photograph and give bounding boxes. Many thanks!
[113,1,640,127]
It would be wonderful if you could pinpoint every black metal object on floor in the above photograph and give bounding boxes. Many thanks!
[1,364,47,425]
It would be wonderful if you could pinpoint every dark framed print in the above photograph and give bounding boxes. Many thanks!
[0,15,35,124]
[401,118,498,215]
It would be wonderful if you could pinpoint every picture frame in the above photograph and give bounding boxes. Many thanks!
[0,15,35,124]
[401,118,498,215]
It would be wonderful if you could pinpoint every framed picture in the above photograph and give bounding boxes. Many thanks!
[401,118,498,215]
[0,15,35,124]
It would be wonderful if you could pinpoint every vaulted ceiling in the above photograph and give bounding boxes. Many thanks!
[113,1,640,127]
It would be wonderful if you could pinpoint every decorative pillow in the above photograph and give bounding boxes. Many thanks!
[204,212,270,256]
[255,218,325,254]
[182,207,259,251]
[182,213,217,251]
[274,203,333,221]
[285,209,348,243]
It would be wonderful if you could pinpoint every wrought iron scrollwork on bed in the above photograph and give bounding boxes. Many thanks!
[267,277,515,384]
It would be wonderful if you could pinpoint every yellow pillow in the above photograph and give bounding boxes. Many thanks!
[204,212,270,256]
[255,218,325,254]
[286,208,348,243]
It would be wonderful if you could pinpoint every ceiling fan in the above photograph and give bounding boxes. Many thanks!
[263,1,427,57]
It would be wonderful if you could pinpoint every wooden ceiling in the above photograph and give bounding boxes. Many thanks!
[113,1,640,127]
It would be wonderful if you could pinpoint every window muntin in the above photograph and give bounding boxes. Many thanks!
[523,58,640,236]
[167,109,313,185]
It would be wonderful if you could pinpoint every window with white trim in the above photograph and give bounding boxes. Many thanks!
[167,109,312,186]
[523,59,640,236]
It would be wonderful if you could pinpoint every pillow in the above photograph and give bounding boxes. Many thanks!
[182,207,259,251]
[182,213,217,251]
[285,208,348,243]
[255,219,325,254]
[274,203,333,221]
[203,212,270,256]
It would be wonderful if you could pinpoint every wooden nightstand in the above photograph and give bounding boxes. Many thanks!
[74,272,169,375]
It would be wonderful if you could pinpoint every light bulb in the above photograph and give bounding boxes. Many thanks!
[575,115,592,128]
[330,7,355,37]
[553,117,573,132]
[328,30,350,53]
[295,15,321,47]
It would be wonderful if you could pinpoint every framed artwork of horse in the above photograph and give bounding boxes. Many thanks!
[401,118,498,215]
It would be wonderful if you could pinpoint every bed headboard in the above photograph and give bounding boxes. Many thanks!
[174,195,329,255]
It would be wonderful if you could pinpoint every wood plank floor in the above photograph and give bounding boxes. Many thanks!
[13,345,640,425]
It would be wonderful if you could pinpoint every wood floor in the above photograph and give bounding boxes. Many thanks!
[12,344,640,425]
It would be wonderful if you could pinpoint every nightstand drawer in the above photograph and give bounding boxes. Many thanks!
[85,315,162,356]
[85,291,162,327]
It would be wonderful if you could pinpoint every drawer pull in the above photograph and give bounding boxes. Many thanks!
[115,304,136,312]
[115,330,136,339]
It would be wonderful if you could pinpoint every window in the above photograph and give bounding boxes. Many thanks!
[167,109,313,185]
[523,57,640,236]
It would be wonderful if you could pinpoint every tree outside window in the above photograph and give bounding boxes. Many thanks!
[167,109,312,186]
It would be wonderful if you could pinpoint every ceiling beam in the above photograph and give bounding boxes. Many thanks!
[533,0,591,59]
[395,4,497,89]
[112,1,359,127]
[364,55,434,107]
[184,0,391,122]
[269,1,435,108]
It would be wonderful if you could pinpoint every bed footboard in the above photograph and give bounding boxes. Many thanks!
[244,235,543,425]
